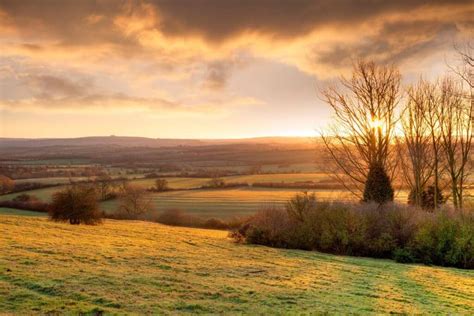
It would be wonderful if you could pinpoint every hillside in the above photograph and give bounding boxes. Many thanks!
[1,215,473,314]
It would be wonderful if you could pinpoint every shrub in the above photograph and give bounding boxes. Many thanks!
[362,163,394,204]
[156,209,201,227]
[245,206,294,248]
[205,178,225,188]
[154,179,169,192]
[407,211,474,268]
[203,218,229,230]
[233,194,474,269]
[12,193,38,203]
[49,185,102,225]
[0,175,14,194]
[0,196,49,213]
[286,192,317,222]
[393,248,415,263]
[408,186,445,210]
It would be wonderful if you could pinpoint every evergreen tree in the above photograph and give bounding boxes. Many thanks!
[362,163,394,204]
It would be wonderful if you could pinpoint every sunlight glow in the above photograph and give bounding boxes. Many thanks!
[369,117,383,129]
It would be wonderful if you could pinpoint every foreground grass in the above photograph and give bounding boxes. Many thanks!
[1,216,473,314]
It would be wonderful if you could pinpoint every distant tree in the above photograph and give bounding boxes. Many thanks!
[49,185,102,225]
[320,60,401,198]
[0,175,14,194]
[362,163,394,205]
[94,175,113,200]
[118,184,153,215]
[154,178,169,192]
[207,177,225,188]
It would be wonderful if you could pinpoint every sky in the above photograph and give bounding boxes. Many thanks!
[0,0,472,139]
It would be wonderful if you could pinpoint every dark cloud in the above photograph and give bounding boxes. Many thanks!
[313,19,461,69]
[153,0,470,41]
[0,0,472,99]
[1,0,471,44]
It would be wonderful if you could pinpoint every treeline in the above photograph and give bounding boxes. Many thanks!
[321,44,473,210]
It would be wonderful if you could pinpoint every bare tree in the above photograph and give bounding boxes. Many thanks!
[438,77,473,209]
[94,175,113,201]
[398,79,435,206]
[118,183,153,216]
[449,41,473,89]
[320,60,401,197]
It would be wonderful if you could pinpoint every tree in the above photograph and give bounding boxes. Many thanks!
[398,79,436,207]
[118,183,153,216]
[94,175,113,201]
[321,60,401,198]
[154,178,169,192]
[0,175,14,194]
[362,162,394,205]
[49,185,102,225]
[438,77,473,209]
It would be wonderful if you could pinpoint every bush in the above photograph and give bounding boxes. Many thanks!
[203,218,229,230]
[156,209,200,227]
[12,193,38,203]
[407,211,474,268]
[154,178,169,192]
[362,163,394,204]
[49,185,102,225]
[0,195,49,213]
[233,194,474,269]
[204,178,225,188]
[244,206,293,247]
[0,175,14,194]
[408,186,445,210]
[286,192,317,222]
[393,248,415,263]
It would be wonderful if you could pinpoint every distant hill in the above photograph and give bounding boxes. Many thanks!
[0,136,316,148]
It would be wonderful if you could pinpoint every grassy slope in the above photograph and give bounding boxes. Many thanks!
[1,216,473,315]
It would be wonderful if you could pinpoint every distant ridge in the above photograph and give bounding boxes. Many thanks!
[0,136,316,148]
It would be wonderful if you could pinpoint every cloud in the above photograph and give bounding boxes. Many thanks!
[0,0,472,114]
[0,68,262,115]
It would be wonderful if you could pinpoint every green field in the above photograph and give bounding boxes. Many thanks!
[0,215,472,314]
[0,173,413,219]
[102,187,355,219]
[0,187,60,203]
[0,208,47,217]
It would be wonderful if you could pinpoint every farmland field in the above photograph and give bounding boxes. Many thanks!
[0,208,46,217]
[4,172,468,220]
[0,187,60,203]
[1,215,473,314]
[102,187,357,219]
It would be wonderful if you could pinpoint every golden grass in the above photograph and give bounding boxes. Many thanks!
[1,215,473,314]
